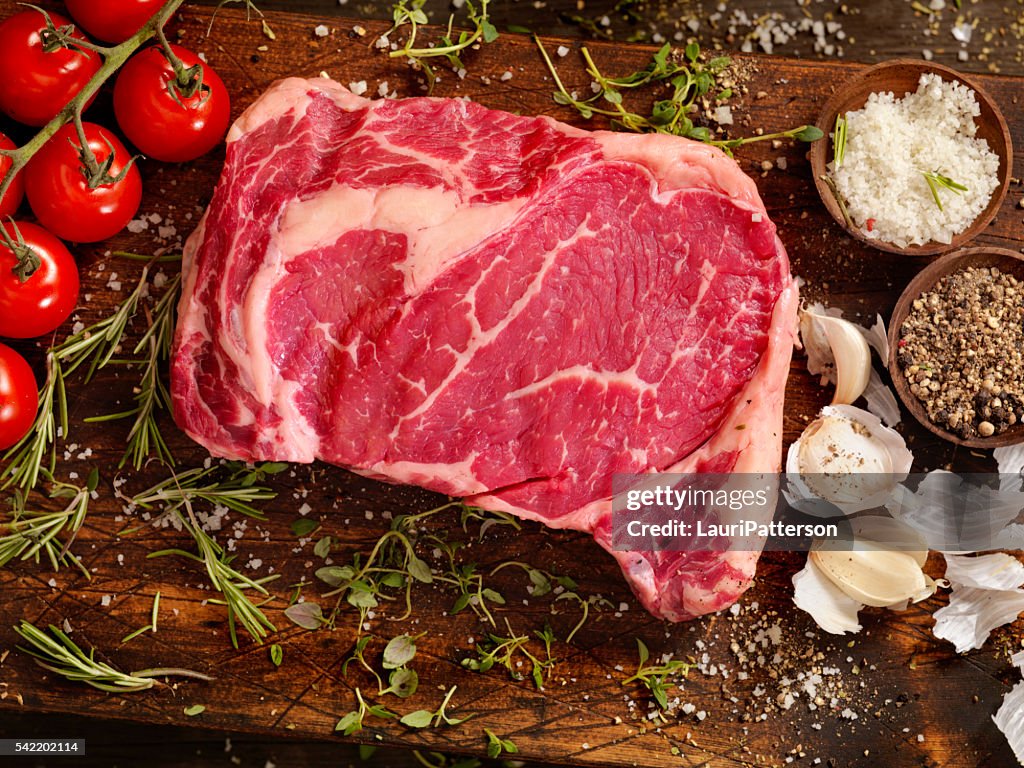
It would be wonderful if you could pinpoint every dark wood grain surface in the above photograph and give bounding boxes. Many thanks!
[1,3,1022,768]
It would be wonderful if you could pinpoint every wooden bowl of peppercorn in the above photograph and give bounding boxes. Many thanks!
[888,246,1024,448]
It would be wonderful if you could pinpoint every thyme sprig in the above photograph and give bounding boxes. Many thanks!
[490,560,593,643]
[620,638,691,711]
[400,685,472,728]
[87,273,182,469]
[461,621,556,689]
[148,498,279,648]
[0,469,98,577]
[335,687,398,735]
[537,38,823,152]
[14,620,212,692]
[484,729,519,759]
[1,269,151,492]
[922,169,968,212]
[386,0,498,92]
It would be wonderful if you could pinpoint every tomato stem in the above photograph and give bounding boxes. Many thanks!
[21,3,115,57]
[0,218,43,282]
[155,23,209,104]
[0,0,186,206]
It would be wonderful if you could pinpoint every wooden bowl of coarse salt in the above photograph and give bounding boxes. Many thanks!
[809,60,1012,256]
[888,247,1024,448]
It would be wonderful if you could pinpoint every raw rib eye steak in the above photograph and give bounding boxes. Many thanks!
[172,77,798,621]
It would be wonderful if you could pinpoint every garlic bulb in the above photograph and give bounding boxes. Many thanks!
[810,543,933,607]
[799,307,872,405]
[786,405,913,514]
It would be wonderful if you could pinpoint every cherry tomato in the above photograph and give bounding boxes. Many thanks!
[0,10,101,126]
[0,342,37,450]
[0,221,79,339]
[25,122,142,243]
[114,44,231,163]
[64,0,165,44]
[0,132,24,217]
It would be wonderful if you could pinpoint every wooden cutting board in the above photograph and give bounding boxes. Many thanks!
[1,3,1021,766]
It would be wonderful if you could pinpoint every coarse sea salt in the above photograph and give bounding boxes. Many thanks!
[829,73,1000,248]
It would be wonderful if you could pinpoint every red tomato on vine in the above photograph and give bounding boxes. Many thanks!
[0,343,37,451]
[0,220,80,339]
[0,10,101,126]
[25,122,143,243]
[115,44,231,163]
[64,0,167,44]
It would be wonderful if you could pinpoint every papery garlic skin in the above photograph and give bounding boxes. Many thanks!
[792,557,863,634]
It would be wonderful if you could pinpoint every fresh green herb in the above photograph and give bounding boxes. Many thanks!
[358,745,377,761]
[131,462,282,521]
[283,601,324,630]
[290,518,319,537]
[151,591,161,632]
[269,643,283,667]
[183,704,206,716]
[537,38,823,153]
[461,621,554,689]
[484,728,518,759]
[387,0,497,92]
[382,633,419,669]
[0,469,98,577]
[120,624,154,644]
[382,666,419,698]
[313,535,332,558]
[490,561,592,643]
[2,270,151,492]
[620,638,691,711]
[922,169,968,212]
[459,506,520,540]
[832,113,847,168]
[86,273,182,469]
[400,685,471,729]
[819,173,854,229]
[148,498,279,648]
[14,620,213,692]
[336,687,398,735]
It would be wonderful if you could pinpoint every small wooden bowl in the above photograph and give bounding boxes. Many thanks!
[888,247,1024,448]
[809,59,1012,256]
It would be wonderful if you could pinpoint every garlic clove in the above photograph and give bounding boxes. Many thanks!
[786,405,914,514]
[810,542,928,607]
[799,307,873,405]
[849,516,928,567]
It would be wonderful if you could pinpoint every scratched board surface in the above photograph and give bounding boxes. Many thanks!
[0,4,1021,767]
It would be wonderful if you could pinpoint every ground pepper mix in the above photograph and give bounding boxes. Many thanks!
[897,265,1024,439]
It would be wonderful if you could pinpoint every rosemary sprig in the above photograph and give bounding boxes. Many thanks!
[86,273,182,469]
[0,469,98,577]
[387,0,497,92]
[131,462,283,521]
[14,619,212,692]
[832,113,847,168]
[1,269,151,492]
[148,502,279,648]
[537,37,823,152]
[921,169,968,212]
[620,638,691,711]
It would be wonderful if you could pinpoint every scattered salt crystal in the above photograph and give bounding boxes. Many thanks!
[751,212,763,223]
[921,49,934,61]
[100,595,112,607]
[314,24,330,37]
[713,105,733,125]
[378,81,390,97]
[127,218,149,233]
[556,45,570,57]
[349,81,368,96]
[952,23,972,43]
[298,502,312,516]
[47,578,57,588]
[499,71,513,82]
